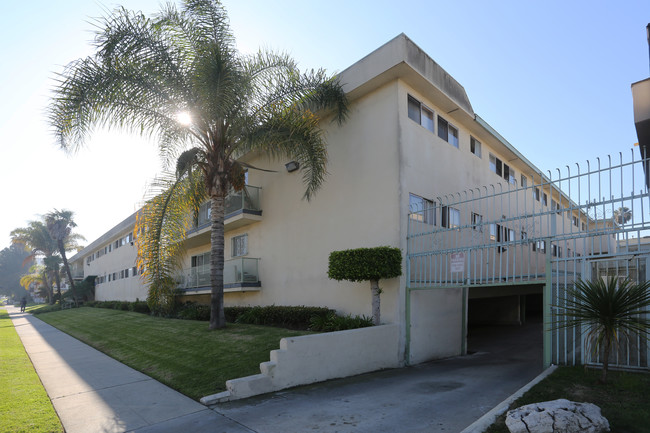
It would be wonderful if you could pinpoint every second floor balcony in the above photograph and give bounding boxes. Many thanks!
[186,185,262,248]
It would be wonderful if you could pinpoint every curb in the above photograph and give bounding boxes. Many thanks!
[460,364,558,433]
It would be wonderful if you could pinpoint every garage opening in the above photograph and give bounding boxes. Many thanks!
[466,287,543,364]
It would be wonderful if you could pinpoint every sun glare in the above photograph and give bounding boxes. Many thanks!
[176,111,192,126]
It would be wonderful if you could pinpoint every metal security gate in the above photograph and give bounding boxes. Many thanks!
[406,150,650,370]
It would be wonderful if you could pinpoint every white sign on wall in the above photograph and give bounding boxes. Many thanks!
[450,252,465,273]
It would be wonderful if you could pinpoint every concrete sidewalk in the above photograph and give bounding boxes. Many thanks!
[7,306,252,433]
[8,306,544,433]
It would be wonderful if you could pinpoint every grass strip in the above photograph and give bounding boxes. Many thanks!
[486,365,650,433]
[0,308,63,433]
[35,307,312,400]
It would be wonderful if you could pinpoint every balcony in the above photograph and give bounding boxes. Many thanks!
[175,257,261,293]
[185,186,262,248]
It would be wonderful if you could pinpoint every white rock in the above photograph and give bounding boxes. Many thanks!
[505,398,610,433]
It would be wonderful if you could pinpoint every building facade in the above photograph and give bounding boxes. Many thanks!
[69,34,612,364]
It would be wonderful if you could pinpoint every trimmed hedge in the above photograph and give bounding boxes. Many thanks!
[34,300,373,333]
[233,305,334,329]
[308,312,373,332]
[328,246,402,282]
[84,300,151,314]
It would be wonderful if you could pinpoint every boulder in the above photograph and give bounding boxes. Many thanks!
[505,399,609,433]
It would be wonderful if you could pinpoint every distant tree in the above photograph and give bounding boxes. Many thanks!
[11,215,84,306]
[614,207,632,225]
[328,247,402,325]
[49,0,348,329]
[19,264,48,300]
[11,221,58,304]
[554,277,650,383]
[45,209,83,306]
[0,245,33,300]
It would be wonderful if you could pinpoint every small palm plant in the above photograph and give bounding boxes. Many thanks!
[555,276,650,383]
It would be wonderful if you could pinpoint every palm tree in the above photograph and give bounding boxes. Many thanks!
[11,221,59,304]
[49,0,348,329]
[19,264,49,301]
[554,277,650,383]
[45,209,82,306]
[11,216,84,306]
[613,207,632,225]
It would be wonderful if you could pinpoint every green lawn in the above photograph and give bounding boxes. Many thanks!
[486,366,650,433]
[34,307,312,400]
[0,308,63,433]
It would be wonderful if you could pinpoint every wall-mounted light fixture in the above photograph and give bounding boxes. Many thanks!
[285,161,300,172]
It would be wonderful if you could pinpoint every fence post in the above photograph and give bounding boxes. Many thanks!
[543,238,553,368]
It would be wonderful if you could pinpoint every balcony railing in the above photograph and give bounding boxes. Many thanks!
[176,257,261,289]
[193,186,262,229]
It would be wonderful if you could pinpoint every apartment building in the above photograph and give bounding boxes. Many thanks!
[69,34,612,364]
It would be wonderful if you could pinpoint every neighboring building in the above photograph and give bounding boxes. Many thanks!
[68,34,611,364]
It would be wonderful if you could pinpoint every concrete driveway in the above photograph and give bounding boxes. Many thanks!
[213,319,543,433]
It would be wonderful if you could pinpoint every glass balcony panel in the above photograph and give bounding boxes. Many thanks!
[176,257,260,289]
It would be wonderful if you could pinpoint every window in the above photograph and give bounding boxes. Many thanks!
[533,240,546,253]
[422,107,434,132]
[551,244,562,258]
[542,193,548,207]
[438,116,459,148]
[195,202,212,227]
[442,206,460,228]
[407,95,434,132]
[407,95,421,124]
[409,193,435,225]
[534,187,540,201]
[581,222,586,231]
[232,234,248,257]
[191,252,210,268]
[449,125,459,148]
[521,231,528,241]
[490,223,512,252]
[470,137,481,158]
[573,216,579,227]
[551,200,558,214]
[489,153,513,183]
[132,267,137,277]
[472,212,483,231]
[520,175,527,188]
[490,223,506,242]
[505,165,516,185]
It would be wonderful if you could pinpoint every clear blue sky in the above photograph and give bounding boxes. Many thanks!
[1,0,649,249]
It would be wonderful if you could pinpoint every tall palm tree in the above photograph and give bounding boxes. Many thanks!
[614,206,632,226]
[11,217,84,306]
[45,209,82,306]
[49,0,348,329]
[11,221,58,304]
[554,277,650,383]
[19,264,49,301]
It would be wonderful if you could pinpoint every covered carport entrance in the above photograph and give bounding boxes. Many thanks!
[466,284,543,357]
[406,150,650,371]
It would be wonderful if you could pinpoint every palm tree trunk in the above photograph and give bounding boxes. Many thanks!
[209,190,226,330]
[601,335,611,383]
[370,279,381,326]
[42,271,52,305]
[59,240,77,305]
[53,270,63,309]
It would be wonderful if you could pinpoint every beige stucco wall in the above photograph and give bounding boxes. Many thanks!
[181,81,404,324]
[88,230,148,302]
